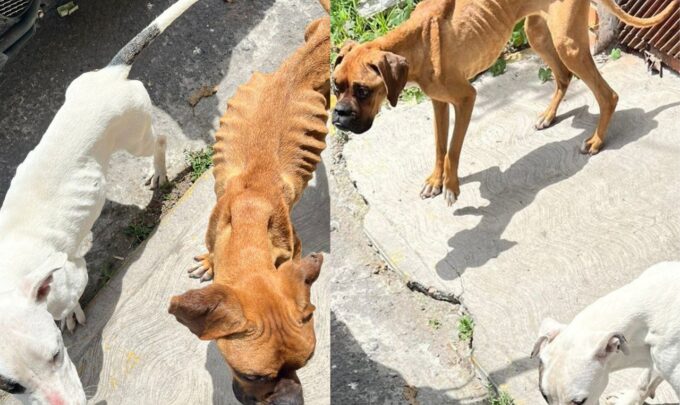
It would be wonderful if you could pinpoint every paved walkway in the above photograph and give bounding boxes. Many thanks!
[344,52,680,404]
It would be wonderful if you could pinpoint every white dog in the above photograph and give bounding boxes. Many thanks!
[0,0,199,403]
[532,261,680,405]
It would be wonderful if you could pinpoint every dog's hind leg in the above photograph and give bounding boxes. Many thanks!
[143,130,169,190]
[443,82,476,206]
[549,6,618,155]
[525,15,573,130]
[420,100,448,199]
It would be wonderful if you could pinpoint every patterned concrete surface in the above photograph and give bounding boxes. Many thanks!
[344,52,680,404]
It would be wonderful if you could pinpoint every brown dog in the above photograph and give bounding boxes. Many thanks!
[168,5,330,404]
[332,0,676,205]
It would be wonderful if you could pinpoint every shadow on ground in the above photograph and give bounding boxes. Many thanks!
[435,101,680,281]
[331,312,485,405]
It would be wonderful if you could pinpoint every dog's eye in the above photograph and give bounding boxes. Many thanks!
[571,398,587,405]
[240,374,272,383]
[51,348,63,364]
[354,86,370,100]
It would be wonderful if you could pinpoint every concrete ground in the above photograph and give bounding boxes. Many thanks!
[329,133,488,404]
[0,0,324,303]
[343,52,680,404]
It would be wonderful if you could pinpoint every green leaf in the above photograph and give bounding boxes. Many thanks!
[538,67,553,83]
[490,58,507,77]
[610,47,622,60]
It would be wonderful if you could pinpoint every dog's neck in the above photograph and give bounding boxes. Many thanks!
[368,7,447,81]
[211,190,295,284]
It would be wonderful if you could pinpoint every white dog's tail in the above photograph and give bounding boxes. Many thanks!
[108,0,200,69]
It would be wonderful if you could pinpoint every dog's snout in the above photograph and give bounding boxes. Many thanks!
[333,102,354,118]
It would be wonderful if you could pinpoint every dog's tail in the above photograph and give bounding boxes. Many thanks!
[319,0,329,13]
[598,0,676,28]
[108,0,200,69]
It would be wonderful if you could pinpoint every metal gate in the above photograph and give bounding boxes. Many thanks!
[618,0,680,73]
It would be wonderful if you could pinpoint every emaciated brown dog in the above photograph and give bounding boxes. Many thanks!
[168,2,330,404]
[332,0,676,205]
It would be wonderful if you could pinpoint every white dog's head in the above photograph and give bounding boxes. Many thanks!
[0,253,86,405]
[531,318,629,405]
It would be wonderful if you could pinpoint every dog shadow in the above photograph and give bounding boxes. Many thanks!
[435,101,680,281]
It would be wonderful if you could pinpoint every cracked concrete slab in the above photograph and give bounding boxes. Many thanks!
[329,134,487,404]
[343,52,680,404]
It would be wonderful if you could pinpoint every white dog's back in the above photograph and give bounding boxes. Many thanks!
[0,66,153,262]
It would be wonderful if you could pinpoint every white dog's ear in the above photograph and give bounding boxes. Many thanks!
[531,317,565,358]
[21,252,68,303]
[594,332,629,359]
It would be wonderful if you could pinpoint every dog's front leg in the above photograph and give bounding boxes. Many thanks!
[606,368,663,405]
[145,134,168,189]
[420,100,448,199]
[443,84,476,206]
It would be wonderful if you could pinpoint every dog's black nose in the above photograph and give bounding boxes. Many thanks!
[333,103,354,118]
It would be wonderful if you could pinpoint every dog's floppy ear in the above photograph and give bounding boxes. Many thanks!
[334,40,357,69]
[21,252,68,303]
[369,51,409,107]
[169,284,247,340]
[594,332,629,359]
[531,317,565,358]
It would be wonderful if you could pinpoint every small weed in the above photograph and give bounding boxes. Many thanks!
[489,58,507,77]
[428,318,442,330]
[400,87,426,104]
[509,19,528,49]
[185,146,214,181]
[538,66,553,83]
[124,223,154,246]
[99,263,115,285]
[610,47,622,61]
[488,385,515,405]
[458,314,474,341]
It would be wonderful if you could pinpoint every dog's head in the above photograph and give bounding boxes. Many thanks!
[531,318,630,405]
[0,253,86,405]
[169,253,324,405]
[331,41,409,133]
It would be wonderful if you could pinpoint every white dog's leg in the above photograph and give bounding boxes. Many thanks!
[144,133,168,189]
[606,368,663,405]
[49,257,88,333]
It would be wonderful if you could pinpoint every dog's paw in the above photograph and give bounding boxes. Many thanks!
[63,304,86,333]
[534,112,555,130]
[605,390,643,405]
[442,176,460,207]
[420,183,442,199]
[579,135,603,155]
[145,171,169,190]
[188,253,214,282]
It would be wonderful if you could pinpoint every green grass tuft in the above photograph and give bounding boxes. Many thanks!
[124,223,154,246]
[458,314,474,341]
[185,146,214,182]
[488,385,516,405]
